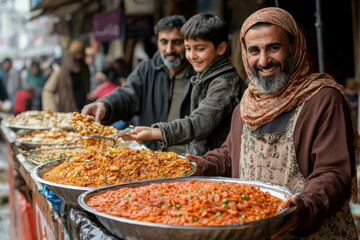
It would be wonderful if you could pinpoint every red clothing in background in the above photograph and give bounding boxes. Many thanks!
[93,81,118,99]
[14,90,34,115]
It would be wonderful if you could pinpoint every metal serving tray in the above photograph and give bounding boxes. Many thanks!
[15,129,77,150]
[31,158,197,207]
[2,121,51,131]
[25,147,82,165]
[78,177,296,240]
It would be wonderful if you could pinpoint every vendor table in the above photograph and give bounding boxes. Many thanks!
[0,124,120,240]
[2,122,360,240]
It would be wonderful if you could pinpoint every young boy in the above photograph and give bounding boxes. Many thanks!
[123,13,246,156]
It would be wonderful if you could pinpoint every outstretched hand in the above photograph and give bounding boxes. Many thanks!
[185,154,204,176]
[81,102,106,122]
[120,127,162,142]
[270,194,304,239]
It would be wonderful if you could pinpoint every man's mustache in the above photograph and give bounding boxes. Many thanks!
[164,53,180,58]
[254,61,281,71]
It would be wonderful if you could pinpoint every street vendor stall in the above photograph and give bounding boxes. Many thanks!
[0,110,298,240]
[0,110,115,239]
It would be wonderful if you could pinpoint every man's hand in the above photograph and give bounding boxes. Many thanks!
[81,102,106,122]
[270,194,304,239]
[185,154,204,176]
[121,127,162,142]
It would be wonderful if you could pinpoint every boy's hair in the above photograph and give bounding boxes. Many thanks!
[154,15,186,36]
[181,12,228,48]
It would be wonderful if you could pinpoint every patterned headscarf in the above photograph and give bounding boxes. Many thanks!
[240,7,358,201]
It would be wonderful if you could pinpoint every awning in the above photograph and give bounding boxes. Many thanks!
[30,0,95,19]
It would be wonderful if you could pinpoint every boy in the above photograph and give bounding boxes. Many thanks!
[123,13,246,156]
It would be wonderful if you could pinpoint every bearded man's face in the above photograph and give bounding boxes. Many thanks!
[244,24,294,94]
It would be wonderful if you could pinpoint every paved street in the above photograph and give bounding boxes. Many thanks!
[0,136,11,239]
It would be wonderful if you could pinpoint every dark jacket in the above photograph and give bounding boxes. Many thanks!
[100,51,196,150]
[154,56,246,156]
[0,76,8,101]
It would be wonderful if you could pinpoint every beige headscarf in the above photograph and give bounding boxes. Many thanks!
[240,7,358,201]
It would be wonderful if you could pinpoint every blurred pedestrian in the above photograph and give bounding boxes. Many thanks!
[14,61,45,114]
[85,47,99,91]
[86,57,128,101]
[42,40,90,112]
[0,57,21,106]
[0,76,8,102]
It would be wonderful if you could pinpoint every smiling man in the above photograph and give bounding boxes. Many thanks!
[245,23,294,94]
[186,7,358,239]
[82,15,196,152]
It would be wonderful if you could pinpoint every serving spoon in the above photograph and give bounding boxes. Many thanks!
[79,127,133,143]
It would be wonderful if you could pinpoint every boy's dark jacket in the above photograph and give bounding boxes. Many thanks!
[154,55,247,156]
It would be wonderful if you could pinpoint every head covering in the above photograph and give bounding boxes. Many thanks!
[68,40,85,54]
[240,7,359,201]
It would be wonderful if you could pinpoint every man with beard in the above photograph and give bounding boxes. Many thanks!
[82,15,195,152]
[186,7,358,239]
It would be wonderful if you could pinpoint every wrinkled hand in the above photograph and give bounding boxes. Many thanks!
[121,127,162,142]
[185,154,204,176]
[270,194,304,239]
[81,102,106,122]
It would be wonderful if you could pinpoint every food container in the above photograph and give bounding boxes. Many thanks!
[31,160,92,206]
[78,177,295,240]
[2,121,51,131]
[30,159,197,207]
[24,147,82,165]
[15,129,79,150]
[2,110,72,131]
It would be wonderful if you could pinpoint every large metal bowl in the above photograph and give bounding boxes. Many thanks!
[30,159,92,206]
[30,158,197,207]
[78,177,296,240]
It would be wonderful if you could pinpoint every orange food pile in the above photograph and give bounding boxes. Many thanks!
[86,180,284,226]
[42,145,193,187]
[69,112,119,145]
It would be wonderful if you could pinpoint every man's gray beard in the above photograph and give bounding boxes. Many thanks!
[160,53,186,69]
[249,56,295,94]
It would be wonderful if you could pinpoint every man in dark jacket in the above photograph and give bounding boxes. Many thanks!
[82,15,196,152]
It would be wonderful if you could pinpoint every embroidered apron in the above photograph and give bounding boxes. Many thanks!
[240,104,357,239]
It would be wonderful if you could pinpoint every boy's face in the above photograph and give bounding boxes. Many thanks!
[184,38,225,73]
[157,28,186,70]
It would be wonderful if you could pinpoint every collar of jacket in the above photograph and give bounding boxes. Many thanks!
[191,56,235,85]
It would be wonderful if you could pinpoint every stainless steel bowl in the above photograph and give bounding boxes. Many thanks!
[30,159,93,206]
[31,159,197,207]
[16,141,77,150]
[78,177,296,240]
[25,147,82,165]
[15,129,77,150]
